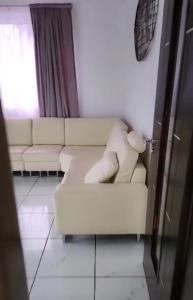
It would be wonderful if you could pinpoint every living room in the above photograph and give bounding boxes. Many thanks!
[1,1,193,300]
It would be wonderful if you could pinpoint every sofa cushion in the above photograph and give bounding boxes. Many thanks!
[11,161,25,171]
[9,145,29,161]
[65,118,119,146]
[32,118,65,145]
[114,140,139,183]
[23,145,63,162]
[127,131,146,153]
[60,146,105,183]
[24,161,61,171]
[84,151,118,183]
[5,119,32,146]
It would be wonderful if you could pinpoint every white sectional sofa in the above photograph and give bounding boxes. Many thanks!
[6,118,65,173]
[23,118,65,172]
[5,117,118,173]
[5,118,32,172]
[5,117,148,236]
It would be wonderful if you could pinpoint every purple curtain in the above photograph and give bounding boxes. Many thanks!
[30,4,79,117]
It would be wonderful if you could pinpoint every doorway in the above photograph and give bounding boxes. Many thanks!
[144,0,193,299]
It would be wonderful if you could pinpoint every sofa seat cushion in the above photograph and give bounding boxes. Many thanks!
[60,146,105,183]
[23,145,63,162]
[9,146,29,161]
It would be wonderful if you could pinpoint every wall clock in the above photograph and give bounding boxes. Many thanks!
[134,0,159,61]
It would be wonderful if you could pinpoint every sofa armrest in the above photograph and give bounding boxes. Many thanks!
[54,183,148,235]
[131,162,146,183]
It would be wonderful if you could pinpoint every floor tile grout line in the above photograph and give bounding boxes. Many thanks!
[94,235,96,300]
[95,275,146,278]
[29,218,54,295]
[48,217,55,239]
[28,275,147,279]
[16,175,57,213]
[16,180,38,207]
[15,176,39,209]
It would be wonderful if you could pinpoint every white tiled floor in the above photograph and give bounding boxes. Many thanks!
[19,213,53,239]
[14,176,150,300]
[95,278,150,300]
[28,180,59,195]
[15,194,26,207]
[22,239,46,278]
[30,278,94,300]
[96,237,145,277]
[37,238,95,277]
[19,194,54,213]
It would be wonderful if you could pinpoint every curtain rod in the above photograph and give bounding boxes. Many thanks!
[0,3,72,8]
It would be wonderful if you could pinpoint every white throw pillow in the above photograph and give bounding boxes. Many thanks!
[127,131,146,153]
[84,151,118,184]
[114,139,138,183]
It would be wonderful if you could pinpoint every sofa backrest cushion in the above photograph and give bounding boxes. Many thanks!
[33,118,65,145]
[5,119,32,146]
[65,118,120,146]
[114,140,139,183]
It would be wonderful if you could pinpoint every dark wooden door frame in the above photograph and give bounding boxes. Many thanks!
[144,0,186,299]
[151,0,185,273]
[180,179,193,300]
[143,0,177,285]
[0,101,28,300]
[166,1,193,296]
[172,135,193,299]
[144,1,193,300]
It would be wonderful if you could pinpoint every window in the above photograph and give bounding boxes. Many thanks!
[0,7,39,118]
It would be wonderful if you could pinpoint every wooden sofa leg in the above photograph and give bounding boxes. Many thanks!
[137,234,141,242]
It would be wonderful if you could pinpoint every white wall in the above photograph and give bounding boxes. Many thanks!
[72,0,131,117]
[73,0,165,135]
[124,0,165,138]
[0,0,164,137]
